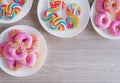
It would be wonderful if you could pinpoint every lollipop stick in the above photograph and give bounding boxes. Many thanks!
[74,0,79,15]
[2,0,8,4]
[59,0,62,16]
[47,0,50,8]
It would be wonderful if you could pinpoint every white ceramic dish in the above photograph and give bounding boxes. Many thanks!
[90,0,120,40]
[0,0,33,23]
[0,25,47,77]
[37,0,90,38]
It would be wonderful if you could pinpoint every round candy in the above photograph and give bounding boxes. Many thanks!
[67,3,81,16]
[116,10,120,21]
[50,17,66,31]
[104,0,120,13]
[6,3,21,19]
[50,0,65,11]
[43,8,58,23]
[109,21,120,36]
[94,13,111,29]
[66,14,80,29]
[0,5,7,19]
[13,0,27,6]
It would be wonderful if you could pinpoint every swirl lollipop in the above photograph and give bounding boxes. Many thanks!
[6,3,21,18]
[43,8,58,23]
[50,0,65,11]
[0,4,7,19]
[66,14,80,29]
[50,17,66,31]
[67,3,81,16]
[13,0,27,6]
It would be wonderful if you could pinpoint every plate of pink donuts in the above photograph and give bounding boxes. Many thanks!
[0,0,33,23]
[0,25,47,77]
[37,0,90,38]
[90,0,120,40]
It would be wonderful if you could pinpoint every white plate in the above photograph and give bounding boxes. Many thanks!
[90,0,120,40]
[0,25,48,77]
[0,0,33,23]
[37,0,90,38]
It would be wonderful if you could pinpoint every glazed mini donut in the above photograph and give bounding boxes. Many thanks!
[116,10,120,21]
[104,0,120,13]
[94,13,111,29]
[109,21,120,36]
[8,29,21,41]
[13,0,27,6]
[43,8,58,23]
[96,0,106,13]
[67,3,81,16]
[22,52,37,67]
[50,0,65,11]
[6,60,23,71]
[0,42,7,56]
[3,43,15,60]
[15,32,33,49]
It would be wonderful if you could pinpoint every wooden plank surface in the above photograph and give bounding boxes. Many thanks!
[1,0,120,83]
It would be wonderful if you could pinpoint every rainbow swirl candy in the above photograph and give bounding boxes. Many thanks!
[50,17,66,31]
[13,0,27,6]
[43,8,58,23]
[6,3,21,19]
[66,14,80,29]
[67,3,81,16]
[50,0,65,11]
[0,5,7,19]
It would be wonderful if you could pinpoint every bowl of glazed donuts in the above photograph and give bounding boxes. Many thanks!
[0,25,47,77]
[91,0,120,39]
[0,0,33,23]
[37,0,90,38]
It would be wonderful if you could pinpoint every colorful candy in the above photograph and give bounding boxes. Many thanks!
[43,8,58,23]
[67,3,81,16]
[66,14,80,29]
[6,3,21,18]
[50,0,65,11]
[50,17,66,31]
[0,5,7,19]
[13,0,27,6]
[0,29,39,71]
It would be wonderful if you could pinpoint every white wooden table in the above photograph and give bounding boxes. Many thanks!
[0,0,120,83]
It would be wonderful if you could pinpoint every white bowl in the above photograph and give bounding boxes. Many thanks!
[0,25,48,77]
[0,0,33,23]
[90,0,120,40]
[37,0,90,38]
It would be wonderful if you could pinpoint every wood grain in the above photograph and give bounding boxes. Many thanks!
[0,0,120,83]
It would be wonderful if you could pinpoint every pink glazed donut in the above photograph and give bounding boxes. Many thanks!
[15,32,32,49]
[22,52,37,67]
[96,0,106,13]
[95,13,110,29]
[109,21,120,36]
[8,29,21,41]
[116,10,120,21]
[6,60,23,71]
[3,42,27,60]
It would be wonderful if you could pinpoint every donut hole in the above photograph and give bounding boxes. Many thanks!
[115,26,120,31]
[16,49,22,55]
[22,39,27,42]
[102,18,106,24]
